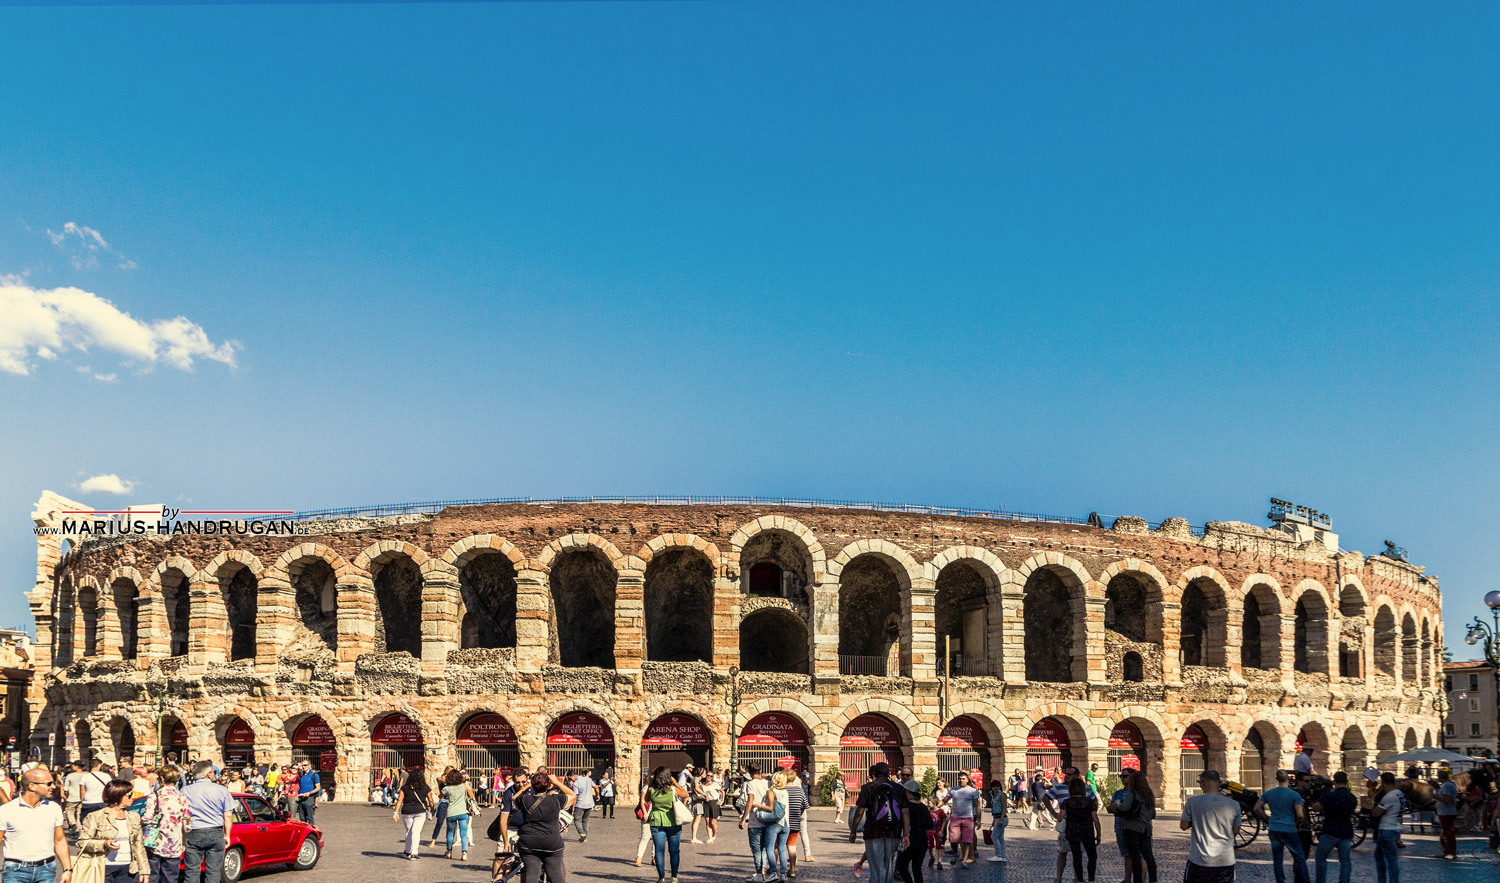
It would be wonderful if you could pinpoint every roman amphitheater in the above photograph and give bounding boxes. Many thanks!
[28,493,1443,809]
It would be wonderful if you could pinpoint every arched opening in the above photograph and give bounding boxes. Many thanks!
[1239,726,1271,793]
[548,549,617,668]
[162,717,190,767]
[1341,726,1368,775]
[837,555,905,676]
[938,716,992,787]
[1122,651,1144,682]
[161,569,191,658]
[1024,568,1078,683]
[372,556,423,657]
[459,553,518,650]
[738,712,810,778]
[934,561,991,676]
[642,712,714,773]
[51,721,67,766]
[1105,573,1147,643]
[739,608,809,674]
[1373,606,1397,677]
[1295,725,1329,776]
[79,584,98,657]
[546,712,615,777]
[1376,725,1398,773]
[74,720,93,762]
[1338,586,1365,678]
[1401,614,1418,685]
[455,713,520,785]
[1294,592,1330,675]
[111,720,136,768]
[1241,583,1281,670]
[1180,582,1210,667]
[222,566,258,661]
[1179,725,1211,806]
[370,712,425,789]
[739,529,813,602]
[290,558,337,653]
[54,578,75,665]
[1108,721,1147,777]
[1026,717,1074,775]
[221,718,255,766]
[1339,586,1365,618]
[644,549,715,663]
[112,579,138,660]
[839,714,906,789]
[290,716,337,774]
[1403,728,1418,752]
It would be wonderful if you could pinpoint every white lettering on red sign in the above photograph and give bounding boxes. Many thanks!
[547,712,614,746]
[738,713,809,747]
[293,717,336,747]
[1180,725,1208,751]
[1108,721,1143,751]
[224,719,256,746]
[641,714,710,747]
[1026,718,1071,750]
[839,714,902,748]
[457,714,518,745]
[937,716,988,749]
[372,713,423,745]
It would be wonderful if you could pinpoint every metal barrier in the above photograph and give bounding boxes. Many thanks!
[839,654,889,676]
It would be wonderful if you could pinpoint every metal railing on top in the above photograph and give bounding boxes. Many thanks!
[839,654,890,676]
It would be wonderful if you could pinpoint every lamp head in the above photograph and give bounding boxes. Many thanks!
[1486,590,1500,610]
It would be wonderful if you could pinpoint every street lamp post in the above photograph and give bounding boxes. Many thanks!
[725,666,740,802]
[1463,590,1500,760]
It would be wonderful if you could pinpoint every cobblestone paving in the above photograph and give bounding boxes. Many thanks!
[285,805,1497,883]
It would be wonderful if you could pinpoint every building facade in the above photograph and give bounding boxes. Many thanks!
[29,493,1443,809]
[1444,660,1498,759]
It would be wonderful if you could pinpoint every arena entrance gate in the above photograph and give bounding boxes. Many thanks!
[642,713,712,774]
[737,713,809,779]
[937,716,990,787]
[547,712,615,778]
[1239,730,1266,793]
[221,718,255,767]
[455,714,520,786]
[291,716,338,779]
[371,713,425,788]
[1107,721,1145,777]
[1179,725,1209,807]
[1026,718,1072,774]
[164,720,191,766]
[840,714,904,790]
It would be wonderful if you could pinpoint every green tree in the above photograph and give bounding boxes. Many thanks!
[818,763,842,805]
[920,767,939,800]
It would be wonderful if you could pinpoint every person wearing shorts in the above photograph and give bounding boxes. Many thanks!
[941,773,981,866]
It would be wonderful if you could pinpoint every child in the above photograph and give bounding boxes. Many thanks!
[928,797,949,869]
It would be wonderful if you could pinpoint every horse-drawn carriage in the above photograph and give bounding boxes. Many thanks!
[1222,776,1370,849]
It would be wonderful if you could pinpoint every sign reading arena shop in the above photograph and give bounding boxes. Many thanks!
[548,712,614,746]
[840,714,902,748]
[641,714,710,747]
[457,714,518,746]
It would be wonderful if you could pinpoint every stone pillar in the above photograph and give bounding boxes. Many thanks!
[714,576,740,670]
[515,570,550,672]
[1362,624,1375,688]
[336,578,376,668]
[1277,614,1297,690]
[614,568,645,672]
[1160,745,1183,813]
[190,575,226,664]
[1160,602,1182,685]
[985,584,1007,679]
[1223,601,1243,678]
[421,568,461,677]
[97,594,122,662]
[999,581,1026,685]
[137,590,169,661]
[908,576,936,680]
[811,577,839,678]
[255,573,298,670]
[1081,591,1107,683]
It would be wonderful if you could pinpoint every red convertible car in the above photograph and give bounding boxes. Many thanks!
[220,792,323,883]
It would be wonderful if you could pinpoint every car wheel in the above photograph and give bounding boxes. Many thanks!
[223,846,244,883]
[293,836,321,870]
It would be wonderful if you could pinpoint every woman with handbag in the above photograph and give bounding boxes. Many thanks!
[396,764,434,860]
[638,767,690,883]
[749,771,790,883]
[508,771,576,883]
[142,767,190,883]
[76,779,149,883]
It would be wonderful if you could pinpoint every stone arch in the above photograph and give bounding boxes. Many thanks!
[1008,704,1096,770]
[273,547,342,656]
[835,548,912,676]
[1099,559,1168,682]
[441,535,528,572]
[727,516,827,589]
[149,557,199,658]
[527,699,625,755]
[637,534,723,574]
[1175,567,1231,668]
[1106,706,1169,795]
[106,714,137,766]
[545,539,618,668]
[739,606,809,674]
[1400,610,1419,685]
[535,533,624,572]
[828,698,929,747]
[205,551,263,662]
[930,549,1004,677]
[1339,723,1369,773]
[942,702,1009,765]
[1018,554,1092,683]
[77,576,100,657]
[1293,580,1333,675]
[1238,720,1282,791]
[1176,718,1228,806]
[736,697,823,740]
[1338,580,1367,617]
[354,543,427,657]
[1375,723,1399,770]
[108,568,142,661]
[643,544,716,663]
[1240,578,1283,670]
[452,544,519,651]
[1373,603,1397,677]
[1294,720,1331,773]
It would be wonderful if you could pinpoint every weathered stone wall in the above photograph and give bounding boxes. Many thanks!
[29,501,1444,811]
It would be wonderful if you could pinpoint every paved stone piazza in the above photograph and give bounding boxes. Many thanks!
[29,495,1442,812]
[249,802,1496,883]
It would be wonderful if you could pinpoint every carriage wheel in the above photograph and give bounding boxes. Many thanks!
[1235,812,1263,848]
[1351,812,1369,848]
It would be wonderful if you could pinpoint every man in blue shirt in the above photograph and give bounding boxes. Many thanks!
[571,770,597,843]
[1253,770,1309,883]
[296,762,321,825]
[181,761,238,883]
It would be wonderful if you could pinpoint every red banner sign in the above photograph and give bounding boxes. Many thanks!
[777,756,797,770]
[840,714,902,748]
[1180,725,1208,751]
[319,750,337,771]
[938,716,988,750]
[1122,755,1141,771]
[224,719,256,746]
[547,712,613,746]
[457,714,517,746]
[1027,718,1070,750]
[738,713,809,747]
[372,713,423,746]
[292,717,335,747]
[642,714,710,747]
[1109,721,1143,751]
[169,722,189,746]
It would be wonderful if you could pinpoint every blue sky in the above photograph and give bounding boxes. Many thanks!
[1,3,1496,655]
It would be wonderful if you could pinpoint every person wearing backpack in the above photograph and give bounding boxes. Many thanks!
[847,762,910,883]
[894,779,931,883]
[1108,769,1156,883]
[1370,772,1404,883]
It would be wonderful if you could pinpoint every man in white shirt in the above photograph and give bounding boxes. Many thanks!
[1370,772,1404,883]
[738,763,772,883]
[571,771,597,843]
[0,768,73,883]
[1293,747,1314,778]
[77,762,110,819]
[1179,770,1241,883]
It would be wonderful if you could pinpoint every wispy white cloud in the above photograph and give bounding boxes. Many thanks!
[45,222,137,271]
[0,281,239,376]
[76,474,136,495]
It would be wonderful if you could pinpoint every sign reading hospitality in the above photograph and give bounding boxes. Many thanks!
[1027,718,1070,750]
[372,713,423,745]
[641,714,710,747]
[937,716,988,749]
[292,717,335,747]
[840,714,901,748]
[224,719,256,746]
[738,713,809,747]
[547,712,613,745]
[1180,725,1208,751]
[457,714,517,745]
